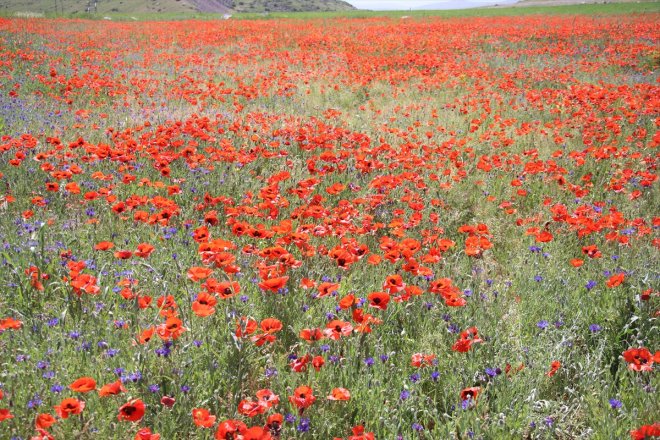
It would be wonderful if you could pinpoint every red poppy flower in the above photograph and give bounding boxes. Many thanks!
[0,317,22,331]
[0,409,14,422]
[411,353,436,368]
[288,385,316,411]
[622,348,657,372]
[367,291,390,310]
[383,274,405,293]
[323,320,353,340]
[546,360,562,377]
[134,427,161,440]
[35,413,57,429]
[460,387,481,402]
[582,245,602,259]
[215,419,247,440]
[160,396,176,407]
[349,425,376,440]
[118,399,146,422]
[242,426,272,440]
[238,399,265,418]
[54,398,85,419]
[192,408,216,428]
[606,273,625,288]
[312,355,325,371]
[256,389,279,408]
[299,328,324,343]
[265,413,283,437]
[630,423,660,440]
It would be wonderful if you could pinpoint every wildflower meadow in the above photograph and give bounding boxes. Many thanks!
[0,8,658,440]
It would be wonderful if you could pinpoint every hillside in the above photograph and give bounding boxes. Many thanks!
[1,0,355,16]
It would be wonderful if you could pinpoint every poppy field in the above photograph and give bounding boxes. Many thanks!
[0,10,659,440]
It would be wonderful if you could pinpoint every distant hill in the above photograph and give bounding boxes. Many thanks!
[413,0,517,10]
[0,0,355,15]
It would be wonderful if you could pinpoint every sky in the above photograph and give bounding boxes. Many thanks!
[346,0,517,10]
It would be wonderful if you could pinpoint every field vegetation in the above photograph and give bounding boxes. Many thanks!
[0,6,658,440]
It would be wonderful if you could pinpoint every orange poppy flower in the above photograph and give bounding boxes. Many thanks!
[260,318,283,334]
[204,279,239,299]
[134,243,155,258]
[187,267,213,282]
[299,328,324,343]
[98,380,127,397]
[69,377,96,393]
[235,317,258,338]
[327,387,351,401]
[192,291,217,317]
[606,273,625,288]
[258,276,289,292]
[114,250,133,260]
[94,241,114,251]
[317,282,339,298]
[570,258,584,267]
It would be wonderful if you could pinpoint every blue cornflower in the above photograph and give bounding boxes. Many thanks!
[297,417,310,432]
